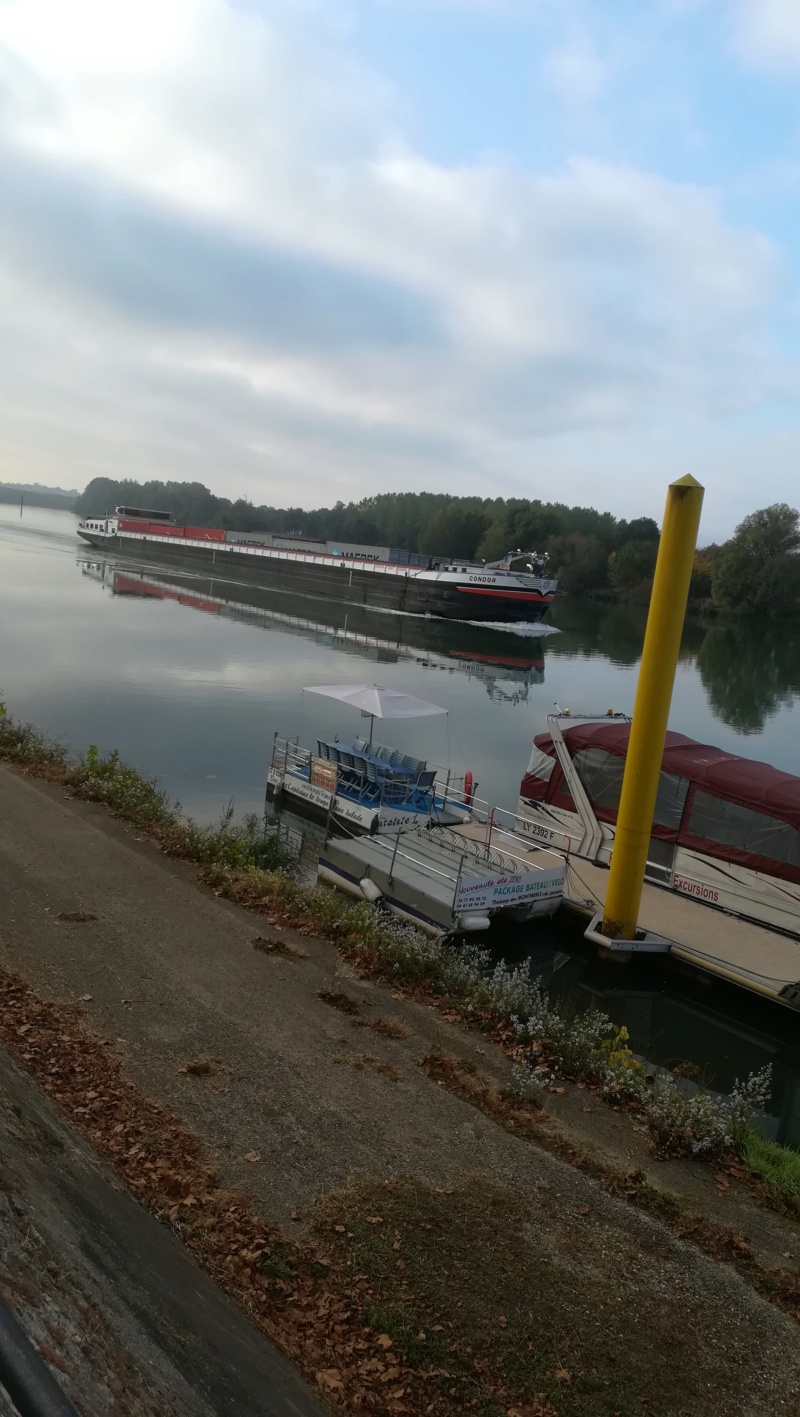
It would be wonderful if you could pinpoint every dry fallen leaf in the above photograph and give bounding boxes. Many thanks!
[376,1334,393,1349]
[316,1368,344,1390]
[243,1151,261,1163]
[578,1204,591,1216]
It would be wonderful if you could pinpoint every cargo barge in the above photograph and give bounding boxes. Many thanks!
[76,507,557,624]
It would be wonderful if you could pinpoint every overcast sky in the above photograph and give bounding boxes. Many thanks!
[1,0,799,537]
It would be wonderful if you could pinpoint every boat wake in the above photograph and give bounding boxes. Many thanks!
[466,619,561,637]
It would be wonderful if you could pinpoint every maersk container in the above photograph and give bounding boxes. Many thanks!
[326,542,391,562]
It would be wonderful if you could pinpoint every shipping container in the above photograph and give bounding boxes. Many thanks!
[325,542,391,562]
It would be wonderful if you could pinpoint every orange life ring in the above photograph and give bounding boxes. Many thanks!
[464,770,474,806]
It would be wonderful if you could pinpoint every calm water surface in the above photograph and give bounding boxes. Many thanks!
[2,506,799,1140]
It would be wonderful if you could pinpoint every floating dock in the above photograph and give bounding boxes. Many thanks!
[451,821,800,1012]
[318,827,565,936]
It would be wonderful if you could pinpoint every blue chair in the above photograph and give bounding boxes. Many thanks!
[389,750,405,767]
[403,754,424,774]
[365,759,381,803]
[413,769,437,808]
[383,776,410,806]
[354,737,369,752]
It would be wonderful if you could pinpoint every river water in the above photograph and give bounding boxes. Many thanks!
[2,505,800,1141]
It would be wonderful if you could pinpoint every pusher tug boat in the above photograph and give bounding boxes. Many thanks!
[516,712,800,939]
[76,506,558,625]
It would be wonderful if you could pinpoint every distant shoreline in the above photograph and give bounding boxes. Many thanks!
[0,486,77,511]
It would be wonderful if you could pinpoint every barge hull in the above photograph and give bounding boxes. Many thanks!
[76,532,554,624]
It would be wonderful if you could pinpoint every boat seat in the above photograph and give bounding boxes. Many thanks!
[353,737,369,752]
[402,754,424,774]
[338,750,354,769]
[317,740,330,760]
[389,750,404,766]
[363,759,381,803]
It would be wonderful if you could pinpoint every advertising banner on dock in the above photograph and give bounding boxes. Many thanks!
[454,865,565,912]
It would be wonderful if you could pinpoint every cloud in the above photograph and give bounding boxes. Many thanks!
[544,24,608,109]
[0,0,790,530]
[733,0,800,68]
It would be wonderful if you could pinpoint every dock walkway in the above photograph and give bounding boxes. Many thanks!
[453,822,800,1008]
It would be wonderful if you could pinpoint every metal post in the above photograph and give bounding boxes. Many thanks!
[324,779,336,842]
[388,830,402,885]
[452,853,467,916]
[602,475,704,940]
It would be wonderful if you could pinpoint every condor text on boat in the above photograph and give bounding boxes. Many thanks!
[267,683,473,835]
[76,507,557,625]
[516,713,800,939]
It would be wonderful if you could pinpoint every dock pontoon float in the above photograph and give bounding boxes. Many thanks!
[318,821,566,936]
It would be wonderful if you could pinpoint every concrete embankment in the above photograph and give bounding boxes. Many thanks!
[2,764,800,1416]
[0,1050,324,1417]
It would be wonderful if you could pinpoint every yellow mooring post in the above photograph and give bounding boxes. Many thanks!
[601,474,705,940]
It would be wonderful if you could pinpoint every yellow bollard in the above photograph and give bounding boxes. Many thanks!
[602,474,705,940]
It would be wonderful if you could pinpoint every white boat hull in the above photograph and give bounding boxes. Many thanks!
[515,798,800,938]
[268,766,469,835]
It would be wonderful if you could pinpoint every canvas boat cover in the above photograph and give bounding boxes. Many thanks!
[533,721,800,830]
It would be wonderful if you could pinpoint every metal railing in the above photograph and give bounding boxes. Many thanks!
[271,734,473,817]
[466,793,576,854]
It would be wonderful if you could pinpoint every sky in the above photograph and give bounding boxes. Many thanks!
[1,0,799,538]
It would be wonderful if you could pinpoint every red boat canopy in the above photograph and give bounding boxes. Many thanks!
[533,722,800,830]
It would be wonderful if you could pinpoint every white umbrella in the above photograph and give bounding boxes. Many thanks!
[304,683,446,747]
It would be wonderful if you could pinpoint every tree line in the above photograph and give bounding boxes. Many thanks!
[74,477,662,596]
[74,478,800,615]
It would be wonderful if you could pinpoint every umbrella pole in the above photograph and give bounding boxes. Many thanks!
[368,715,375,749]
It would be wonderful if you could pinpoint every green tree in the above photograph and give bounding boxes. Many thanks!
[712,504,800,616]
[547,533,609,596]
[614,516,660,548]
[689,546,718,603]
[418,504,492,559]
[608,539,659,601]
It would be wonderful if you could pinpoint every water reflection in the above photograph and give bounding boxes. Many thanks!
[80,557,547,707]
[697,620,800,735]
[549,596,799,738]
[548,597,706,667]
